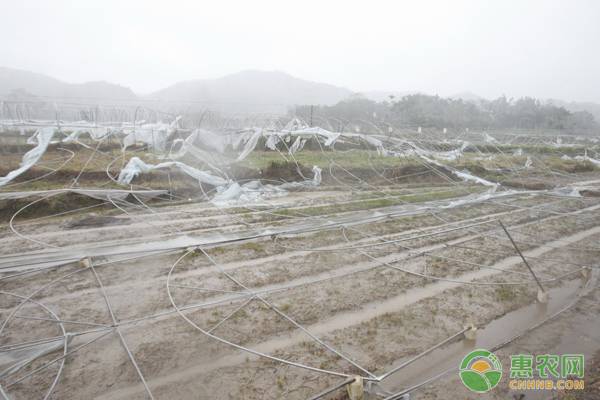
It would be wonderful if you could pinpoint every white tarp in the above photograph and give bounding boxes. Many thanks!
[0,127,56,187]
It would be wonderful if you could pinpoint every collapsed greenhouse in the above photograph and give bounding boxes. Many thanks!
[0,104,599,400]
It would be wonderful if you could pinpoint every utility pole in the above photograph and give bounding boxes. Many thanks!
[310,105,314,127]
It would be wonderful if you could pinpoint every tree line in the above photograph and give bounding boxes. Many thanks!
[293,94,598,132]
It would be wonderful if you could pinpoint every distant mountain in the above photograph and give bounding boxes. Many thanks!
[3,66,600,120]
[0,67,137,103]
[148,70,353,113]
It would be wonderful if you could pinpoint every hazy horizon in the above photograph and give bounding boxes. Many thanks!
[2,0,599,102]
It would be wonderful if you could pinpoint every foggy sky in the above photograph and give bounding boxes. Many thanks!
[2,0,600,102]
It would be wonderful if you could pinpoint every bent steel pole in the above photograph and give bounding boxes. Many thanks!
[498,220,545,293]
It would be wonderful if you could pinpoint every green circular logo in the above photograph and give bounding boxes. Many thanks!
[459,349,503,393]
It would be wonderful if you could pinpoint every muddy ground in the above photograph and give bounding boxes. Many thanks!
[1,138,600,400]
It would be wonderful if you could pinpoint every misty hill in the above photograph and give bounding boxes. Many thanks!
[0,67,137,103]
[148,70,353,113]
[3,66,600,121]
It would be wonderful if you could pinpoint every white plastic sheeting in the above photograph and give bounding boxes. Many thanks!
[429,142,468,161]
[390,138,468,162]
[358,134,386,155]
[190,129,230,153]
[174,128,265,162]
[0,117,522,207]
[166,130,233,176]
[161,122,389,166]
[286,127,340,147]
[212,181,287,204]
[386,139,499,188]
[265,133,281,151]
[236,128,263,161]
[0,385,9,400]
[281,165,322,188]
[0,127,56,187]
[212,166,322,205]
[117,157,228,186]
[0,188,167,201]
[122,117,181,151]
[553,187,582,197]
[283,118,308,131]
[574,154,600,166]
[452,167,498,188]
[339,133,386,155]
[0,117,182,151]
[419,154,499,188]
[260,127,340,153]
[2,185,540,275]
[173,125,346,163]
[484,132,498,143]
[0,337,68,379]
[62,127,112,143]
[288,137,306,154]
